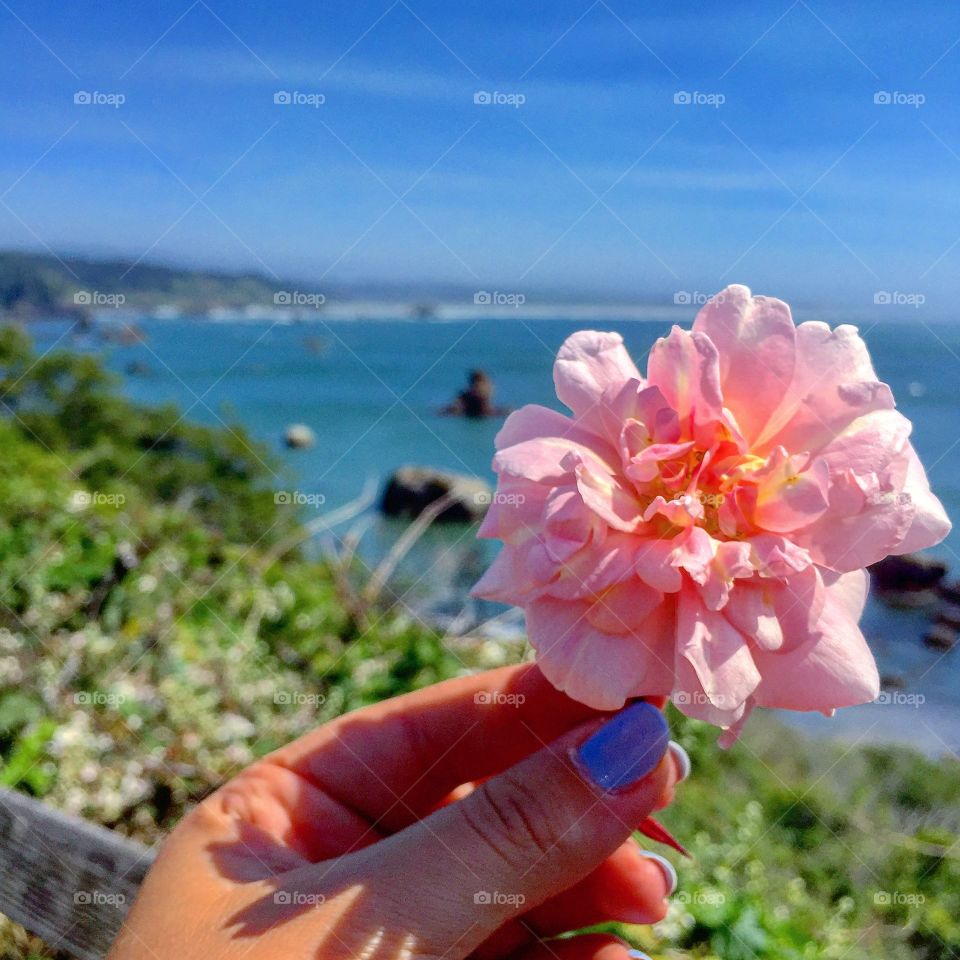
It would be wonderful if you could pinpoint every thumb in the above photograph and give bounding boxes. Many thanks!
[344,700,674,956]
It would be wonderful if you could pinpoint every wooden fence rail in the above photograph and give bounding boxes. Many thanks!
[0,788,152,960]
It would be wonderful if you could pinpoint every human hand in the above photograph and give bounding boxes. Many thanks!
[109,664,687,960]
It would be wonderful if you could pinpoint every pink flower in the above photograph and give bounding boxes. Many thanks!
[472,285,950,742]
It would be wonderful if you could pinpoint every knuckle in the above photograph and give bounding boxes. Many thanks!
[467,769,571,866]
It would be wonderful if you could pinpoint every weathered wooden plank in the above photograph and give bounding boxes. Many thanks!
[0,788,153,960]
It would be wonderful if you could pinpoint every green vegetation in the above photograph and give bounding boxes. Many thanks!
[0,327,958,959]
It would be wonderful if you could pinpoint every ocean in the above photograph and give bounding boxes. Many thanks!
[28,312,960,755]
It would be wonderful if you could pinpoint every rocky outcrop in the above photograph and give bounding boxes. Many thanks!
[380,466,492,523]
[938,579,960,604]
[924,622,957,651]
[868,553,948,607]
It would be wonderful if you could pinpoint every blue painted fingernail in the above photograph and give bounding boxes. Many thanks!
[574,701,670,791]
[627,950,653,959]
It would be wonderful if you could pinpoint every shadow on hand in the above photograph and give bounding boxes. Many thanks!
[210,816,467,960]
[202,668,602,958]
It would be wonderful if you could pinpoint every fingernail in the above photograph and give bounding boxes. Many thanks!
[627,951,653,959]
[640,850,678,896]
[573,701,670,792]
[668,740,691,782]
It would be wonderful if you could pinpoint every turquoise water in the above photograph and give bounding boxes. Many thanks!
[47,315,960,531]
[30,314,960,754]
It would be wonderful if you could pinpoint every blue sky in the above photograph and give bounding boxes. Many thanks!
[2,0,960,310]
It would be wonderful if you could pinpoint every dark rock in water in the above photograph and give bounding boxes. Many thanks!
[936,604,960,630]
[381,465,492,523]
[283,424,316,449]
[880,673,907,691]
[870,553,947,590]
[924,622,957,651]
[869,554,948,607]
[880,589,941,610]
[938,580,960,604]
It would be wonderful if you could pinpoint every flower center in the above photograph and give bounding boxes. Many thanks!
[622,421,766,539]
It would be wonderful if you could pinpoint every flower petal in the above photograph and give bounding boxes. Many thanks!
[477,474,552,541]
[543,530,640,600]
[751,569,878,711]
[891,445,952,554]
[542,486,604,562]
[571,452,645,531]
[800,428,919,572]
[643,493,704,528]
[646,326,724,432]
[723,579,783,651]
[748,533,813,577]
[752,449,831,533]
[724,565,823,653]
[495,403,616,454]
[585,579,663,635]
[760,321,894,454]
[526,595,673,709]
[692,285,797,445]
[494,433,616,485]
[674,581,761,723]
[634,537,684,593]
[470,543,543,606]
[554,331,642,423]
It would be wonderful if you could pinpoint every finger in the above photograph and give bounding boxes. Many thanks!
[267,663,608,831]
[525,838,676,932]
[181,702,687,873]
[440,736,689,815]
[310,701,675,959]
[473,838,674,958]
[207,760,382,862]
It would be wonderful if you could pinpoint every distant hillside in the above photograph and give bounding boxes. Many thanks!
[0,251,289,318]
[0,249,693,321]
